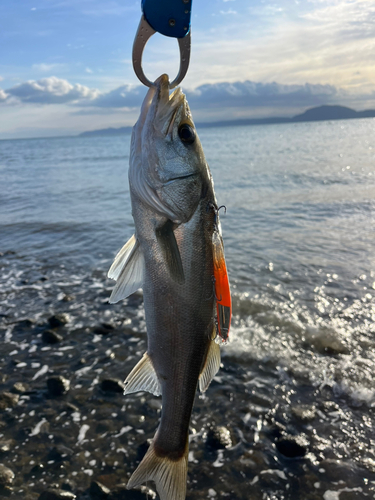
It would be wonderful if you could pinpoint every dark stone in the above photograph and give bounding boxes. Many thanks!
[100,379,124,394]
[39,490,76,500]
[0,465,14,486]
[42,330,63,344]
[89,480,110,499]
[109,484,156,500]
[0,392,19,410]
[12,382,28,394]
[47,445,74,462]
[93,323,115,335]
[48,314,70,328]
[47,376,70,396]
[136,439,152,461]
[275,434,308,458]
[205,426,232,450]
[60,479,76,492]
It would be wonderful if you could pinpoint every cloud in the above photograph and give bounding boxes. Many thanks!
[0,76,3,82]
[5,77,100,104]
[186,81,339,109]
[88,84,146,108]
[32,63,65,72]
[0,89,8,101]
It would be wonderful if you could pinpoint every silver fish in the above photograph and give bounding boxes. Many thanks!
[108,74,230,500]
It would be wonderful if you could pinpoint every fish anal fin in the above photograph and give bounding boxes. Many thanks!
[127,440,188,500]
[124,352,161,397]
[156,219,185,285]
[199,338,221,393]
[109,240,145,304]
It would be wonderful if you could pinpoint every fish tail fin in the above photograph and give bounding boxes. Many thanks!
[127,441,188,500]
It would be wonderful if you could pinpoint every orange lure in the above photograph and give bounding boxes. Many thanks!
[212,229,231,342]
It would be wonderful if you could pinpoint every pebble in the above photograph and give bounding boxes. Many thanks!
[93,323,115,335]
[275,434,308,458]
[109,484,156,500]
[48,314,70,328]
[89,480,110,499]
[12,382,28,394]
[42,330,63,344]
[0,465,14,486]
[39,489,76,500]
[291,404,317,422]
[47,376,70,396]
[0,392,19,410]
[0,440,14,453]
[100,379,125,394]
[205,426,232,450]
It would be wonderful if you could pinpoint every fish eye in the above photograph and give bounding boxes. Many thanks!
[178,123,196,145]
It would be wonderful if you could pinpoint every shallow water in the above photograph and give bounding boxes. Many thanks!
[1,118,375,499]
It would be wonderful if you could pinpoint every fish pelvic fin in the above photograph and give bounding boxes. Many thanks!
[108,234,137,281]
[124,352,161,397]
[199,335,221,393]
[108,237,145,304]
[127,441,188,500]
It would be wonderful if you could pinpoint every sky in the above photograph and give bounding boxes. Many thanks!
[1,0,375,139]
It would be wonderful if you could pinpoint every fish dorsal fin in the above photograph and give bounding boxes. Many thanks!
[199,336,221,393]
[124,352,161,397]
[108,234,137,281]
[156,219,185,285]
[109,239,145,304]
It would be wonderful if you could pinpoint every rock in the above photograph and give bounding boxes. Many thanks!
[60,479,76,492]
[39,489,76,500]
[12,382,28,394]
[109,484,156,500]
[93,323,115,335]
[0,465,14,486]
[291,404,317,422]
[42,330,63,344]
[205,426,232,450]
[65,403,79,412]
[47,376,70,396]
[100,379,124,394]
[275,434,308,458]
[48,314,70,328]
[0,439,14,453]
[61,294,74,302]
[47,445,74,462]
[0,392,19,410]
[89,480,110,499]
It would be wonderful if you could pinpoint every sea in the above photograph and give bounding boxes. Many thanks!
[0,118,375,499]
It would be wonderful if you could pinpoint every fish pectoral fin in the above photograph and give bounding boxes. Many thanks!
[108,234,137,281]
[155,219,185,285]
[109,239,145,304]
[124,352,161,397]
[127,440,188,500]
[199,337,221,393]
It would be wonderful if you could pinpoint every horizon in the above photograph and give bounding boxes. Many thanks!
[1,0,375,139]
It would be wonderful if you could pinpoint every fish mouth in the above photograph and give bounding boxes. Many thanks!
[152,75,186,136]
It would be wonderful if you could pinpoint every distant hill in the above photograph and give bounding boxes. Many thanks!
[79,105,375,137]
[79,126,132,138]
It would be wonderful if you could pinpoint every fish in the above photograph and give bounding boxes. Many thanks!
[107,74,231,500]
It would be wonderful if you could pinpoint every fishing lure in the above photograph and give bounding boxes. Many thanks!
[209,204,231,343]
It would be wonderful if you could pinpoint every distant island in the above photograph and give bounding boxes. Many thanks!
[79,105,375,137]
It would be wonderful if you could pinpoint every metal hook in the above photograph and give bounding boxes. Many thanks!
[132,15,191,89]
